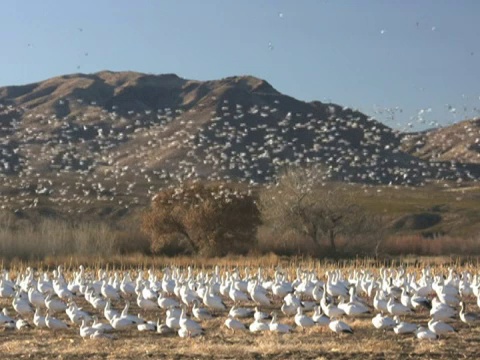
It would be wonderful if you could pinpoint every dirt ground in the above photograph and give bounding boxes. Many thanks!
[1,263,478,359]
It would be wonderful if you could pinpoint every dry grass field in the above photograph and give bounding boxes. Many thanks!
[1,256,479,360]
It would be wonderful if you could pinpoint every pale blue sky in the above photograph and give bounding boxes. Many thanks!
[1,1,479,130]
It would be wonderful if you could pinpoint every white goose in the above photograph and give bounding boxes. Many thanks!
[91,316,114,333]
[460,301,480,325]
[229,283,249,303]
[249,281,271,306]
[28,287,46,308]
[0,308,15,325]
[136,291,158,311]
[329,319,353,334]
[372,313,396,330]
[229,305,253,319]
[415,326,439,340]
[393,316,417,335]
[294,307,315,331]
[157,291,180,309]
[225,315,247,333]
[12,292,33,316]
[203,286,226,311]
[254,307,271,322]
[387,297,412,317]
[269,312,292,333]
[312,306,330,326]
[428,318,456,337]
[45,312,69,331]
[166,308,181,330]
[193,301,213,320]
[249,319,270,332]
[80,319,101,338]
[45,294,67,313]
[179,307,204,337]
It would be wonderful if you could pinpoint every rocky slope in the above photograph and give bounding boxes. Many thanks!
[0,71,479,217]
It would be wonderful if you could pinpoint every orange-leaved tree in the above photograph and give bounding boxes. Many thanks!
[142,183,261,256]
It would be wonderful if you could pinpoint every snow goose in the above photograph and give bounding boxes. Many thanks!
[120,273,136,296]
[254,307,271,322]
[45,312,69,331]
[16,319,31,330]
[136,291,158,311]
[312,306,330,326]
[387,297,412,316]
[180,283,200,306]
[0,278,15,298]
[86,289,107,310]
[101,281,120,301]
[281,301,298,316]
[80,319,100,338]
[117,302,144,324]
[28,287,46,308]
[294,307,315,331]
[269,312,292,333]
[45,294,67,313]
[415,326,439,340]
[203,285,226,311]
[138,320,157,332]
[325,272,349,298]
[229,282,249,304]
[0,308,15,325]
[157,318,173,334]
[12,292,33,316]
[342,292,370,317]
[249,280,271,306]
[436,291,460,307]
[37,273,54,294]
[141,281,158,301]
[166,308,181,330]
[103,300,119,322]
[373,290,388,313]
[225,315,247,333]
[229,305,253,319]
[157,291,180,309]
[53,279,73,300]
[110,315,137,330]
[272,277,293,298]
[320,292,345,320]
[192,301,213,320]
[400,288,413,309]
[91,316,114,333]
[67,301,92,325]
[410,293,431,310]
[249,319,270,332]
[460,301,480,325]
[393,316,417,335]
[372,313,396,330]
[329,319,353,334]
[430,300,456,321]
[428,318,456,337]
[179,307,204,337]
[312,282,324,302]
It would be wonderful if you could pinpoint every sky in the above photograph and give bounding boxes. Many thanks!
[1,0,479,130]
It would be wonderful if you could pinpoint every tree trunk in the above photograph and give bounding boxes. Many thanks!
[328,229,336,252]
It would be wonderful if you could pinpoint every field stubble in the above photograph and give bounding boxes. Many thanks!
[1,260,479,359]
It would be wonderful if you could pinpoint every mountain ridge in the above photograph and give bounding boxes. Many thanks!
[0,71,479,218]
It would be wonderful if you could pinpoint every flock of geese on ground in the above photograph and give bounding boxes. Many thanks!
[0,265,479,341]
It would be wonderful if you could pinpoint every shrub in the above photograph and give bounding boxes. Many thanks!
[142,183,261,256]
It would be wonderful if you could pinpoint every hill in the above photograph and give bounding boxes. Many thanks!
[0,71,479,228]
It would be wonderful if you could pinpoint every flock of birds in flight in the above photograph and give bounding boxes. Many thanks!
[1,8,478,216]
[0,265,479,341]
[0,79,479,216]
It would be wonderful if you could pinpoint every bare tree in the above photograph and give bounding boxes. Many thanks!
[260,167,378,254]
